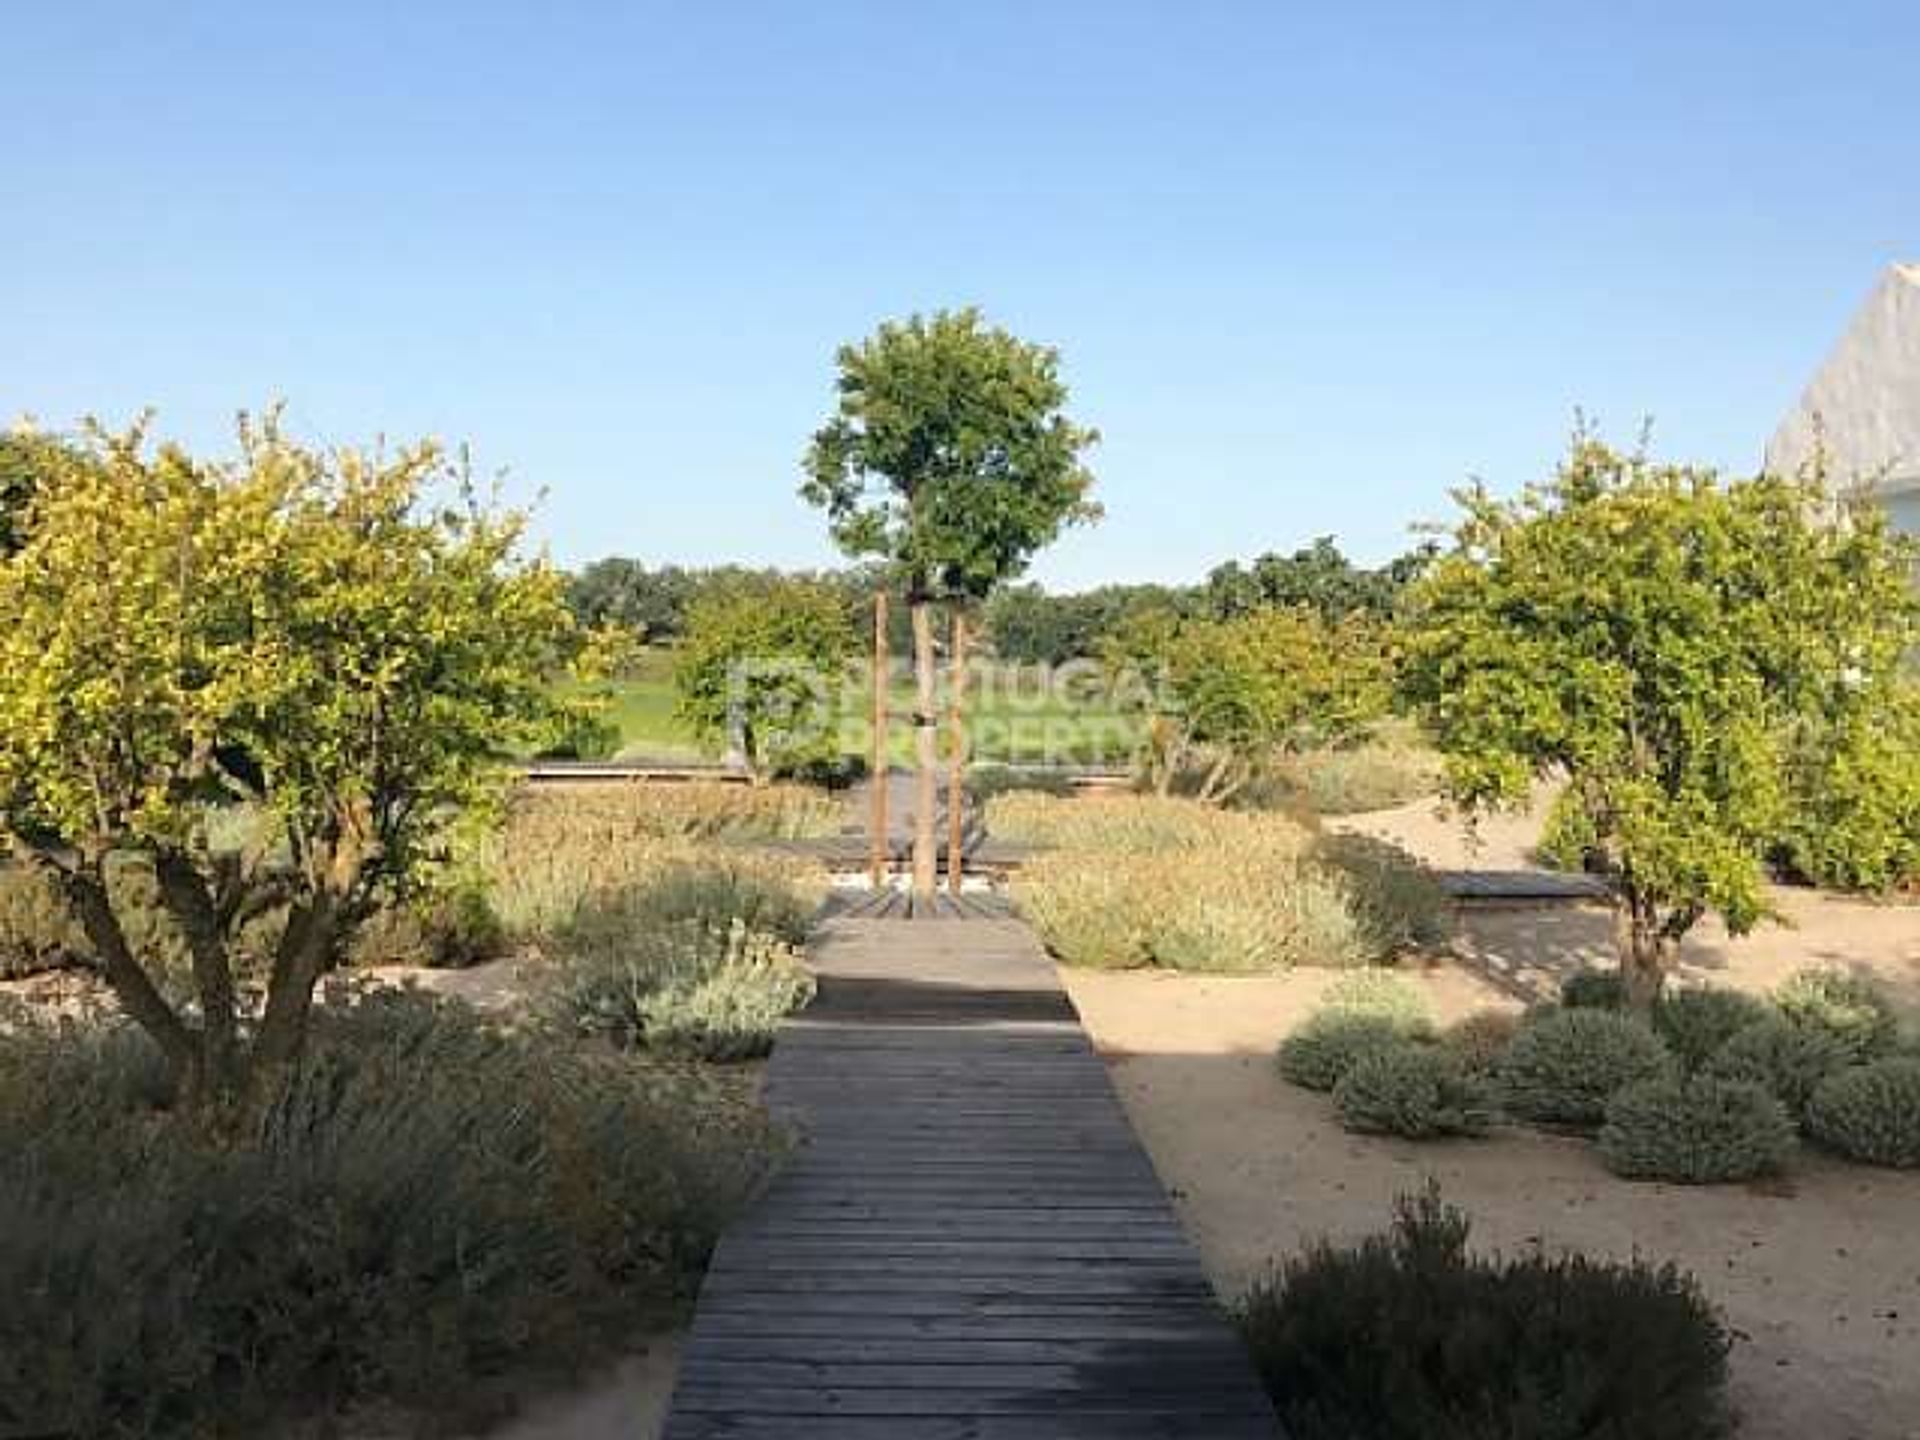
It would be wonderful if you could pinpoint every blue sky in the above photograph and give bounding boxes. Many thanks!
[5,2,1915,589]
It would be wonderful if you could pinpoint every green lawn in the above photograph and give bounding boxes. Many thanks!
[579,648,1141,767]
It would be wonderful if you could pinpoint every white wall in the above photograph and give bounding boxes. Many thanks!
[1767,264,1920,495]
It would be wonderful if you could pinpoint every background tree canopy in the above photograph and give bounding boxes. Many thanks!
[672,575,858,781]
[563,537,1431,669]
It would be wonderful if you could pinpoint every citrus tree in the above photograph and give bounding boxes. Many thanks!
[1104,605,1392,801]
[1401,435,1917,1008]
[0,414,583,1113]
[674,575,857,781]
[0,429,88,556]
[802,309,1099,892]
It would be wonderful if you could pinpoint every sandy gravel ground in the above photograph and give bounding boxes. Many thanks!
[1064,794,1920,1440]
[483,1340,680,1440]
[1333,792,1920,1016]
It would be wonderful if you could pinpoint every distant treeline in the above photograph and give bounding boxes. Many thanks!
[566,537,1435,665]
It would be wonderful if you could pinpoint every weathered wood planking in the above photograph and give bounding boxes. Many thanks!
[660,916,1280,1439]
[818,888,1021,922]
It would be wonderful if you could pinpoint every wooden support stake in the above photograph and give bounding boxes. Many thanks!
[947,608,968,895]
[870,590,889,887]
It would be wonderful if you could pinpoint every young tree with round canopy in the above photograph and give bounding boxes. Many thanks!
[802,309,1099,894]
[0,413,587,1114]
[1401,433,1918,1010]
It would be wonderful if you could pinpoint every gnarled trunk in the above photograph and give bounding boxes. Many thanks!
[44,842,358,1122]
[1612,892,1675,1014]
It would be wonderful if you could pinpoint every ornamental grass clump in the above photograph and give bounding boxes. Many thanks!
[1235,1185,1734,1440]
[1333,1044,1497,1139]
[480,790,827,945]
[1652,986,1774,1072]
[1804,1059,1920,1168]
[1003,795,1448,972]
[1773,966,1901,1062]
[987,792,1251,853]
[1011,851,1147,968]
[1279,1010,1431,1092]
[1597,1075,1797,1183]
[1263,729,1442,816]
[1497,1008,1676,1128]
[1314,833,1453,952]
[1703,1014,1855,1122]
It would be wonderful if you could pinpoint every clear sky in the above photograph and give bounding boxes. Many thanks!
[6,2,1915,590]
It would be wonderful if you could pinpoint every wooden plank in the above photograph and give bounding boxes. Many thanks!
[658,916,1278,1439]
[680,1335,1250,1365]
[666,1416,1278,1440]
[668,1390,1267,1420]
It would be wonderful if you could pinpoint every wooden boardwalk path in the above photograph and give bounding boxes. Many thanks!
[661,914,1279,1439]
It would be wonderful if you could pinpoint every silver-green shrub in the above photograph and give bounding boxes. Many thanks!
[1652,987,1773,1072]
[1703,1015,1854,1122]
[545,910,815,1062]
[1497,1009,1677,1127]
[0,991,781,1437]
[1321,969,1431,1026]
[1279,1010,1430,1092]
[1263,733,1442,816]
[1773,966,1901,1062]
[627,858,818,945]
[1004,796,1451,971]
[1334,1043,1497,1139]
[1559,967,1626,1010]
[1598,1075,1796,1183]
[1804,1059,1920,1168]
[1234,1186,1735,1440]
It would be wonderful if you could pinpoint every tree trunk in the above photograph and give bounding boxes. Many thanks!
[251,895,342,1092]
[1148,717,1178,796]
[1612,893,1672,1014]
[153,851,242,1101]
[56,863,198,1079]
[1196,751,1240,806]
[910,598,939,897]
